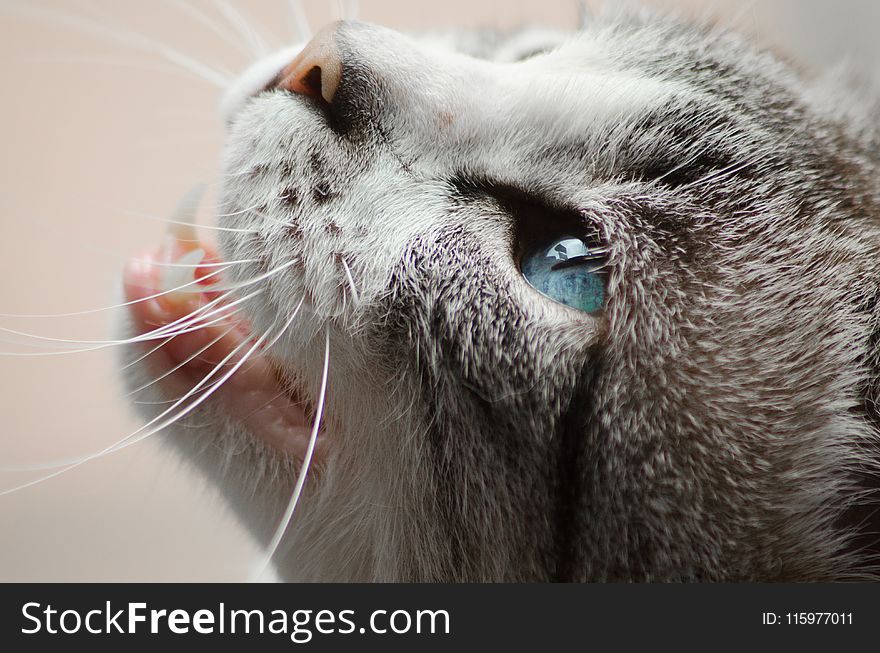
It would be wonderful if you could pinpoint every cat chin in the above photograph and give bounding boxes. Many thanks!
[262,356,334,460]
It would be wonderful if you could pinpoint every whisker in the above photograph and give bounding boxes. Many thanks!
[211,0,270,57]
[120,256,295,300]
[79,0,238,81]
[337,0,359,21]
[119,288,258,372]
[154,259,256,269]
[0,328,260,478]
[0,266,230,337]
[0,305,244,357]
[725,0,762,36]
[187,258,298,294]
[19,53,220,82]
[0,287,261,355]
[684,157,757,190]
[132,295,299,405]
[121,209,260,234]
[124,325,237,398]
[576,0,593,28]
[651,141,716,187]
[2,1,234,88]
[122,334,178,371]
[340,257,360,305]
[141,288,258,338]
[287,0,311,42]
[249,207,301,229]
[0,261,255,320]
[162,0,253,58]
[2,297,304,475]
[213,202,274,218]
[252,327,330,581]
[0,308,285,481]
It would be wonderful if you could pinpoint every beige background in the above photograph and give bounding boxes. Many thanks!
[0,1,874,581]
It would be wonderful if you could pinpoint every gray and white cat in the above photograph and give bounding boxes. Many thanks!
[121,6,880,581]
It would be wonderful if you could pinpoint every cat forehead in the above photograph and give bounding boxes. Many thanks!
[220,22,703,147]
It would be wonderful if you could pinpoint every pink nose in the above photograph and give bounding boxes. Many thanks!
[274,23,342,104]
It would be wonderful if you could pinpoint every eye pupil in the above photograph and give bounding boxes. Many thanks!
[521,235,606,314]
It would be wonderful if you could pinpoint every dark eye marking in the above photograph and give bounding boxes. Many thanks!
[525,103,748,190]
[448,173,608,314]
[448,173,562,213]
[625,148,743,189]
[614,106,747,189]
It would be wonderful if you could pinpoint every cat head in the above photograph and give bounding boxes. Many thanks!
[215,11,880,581]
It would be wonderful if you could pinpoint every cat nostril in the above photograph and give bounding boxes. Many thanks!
[274,23,342,105]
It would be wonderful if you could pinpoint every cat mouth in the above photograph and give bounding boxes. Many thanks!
[122,207,327,461]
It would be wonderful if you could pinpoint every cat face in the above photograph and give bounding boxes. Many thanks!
[211,14,880,580]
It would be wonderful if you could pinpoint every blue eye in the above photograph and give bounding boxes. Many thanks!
[521,236,606,313]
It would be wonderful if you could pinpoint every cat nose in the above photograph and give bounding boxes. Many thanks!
[273,23,342,104]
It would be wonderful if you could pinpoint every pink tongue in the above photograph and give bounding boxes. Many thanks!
[123,246,316,458]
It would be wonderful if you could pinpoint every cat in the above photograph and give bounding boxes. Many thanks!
[120,5,880,581]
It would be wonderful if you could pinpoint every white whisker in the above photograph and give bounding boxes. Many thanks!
[0,268,232,341]
[685,157,756,190]
[121,209,260,234]
[287,0,311,41]
[0,295,301,483]
[118,290,257,371]
[251,208,300,228]
[79,0,237,80]
[337,0,359,21]
[0,262,253,320]
[1,1,234,88]
[122,334,177,371]
[213,201,273,218]
[211,0,269,57]
[1,296,304,475]
[252,327,330,581]
[188,258,298,294]
[340,257,360,305]
[20,53,218,81]
[162,0,253,58]
[0,286,261,357]
[155,258,257,269]
[0,304,243,357]
[124,325,237,399]
[576,0,593,28]
[0,326,259,481]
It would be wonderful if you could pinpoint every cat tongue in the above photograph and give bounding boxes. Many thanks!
[121,188,318,458]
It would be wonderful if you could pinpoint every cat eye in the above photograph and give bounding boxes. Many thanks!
[520,235,606,314]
